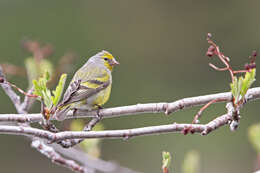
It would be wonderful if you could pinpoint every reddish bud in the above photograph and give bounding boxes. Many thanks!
[208,45,215,51]
[206,45,216,57]
[182,128,189,135]
[252,50,257,57]
[190,129,195,134]
[244,62,256,70]
[206,52,214,57]
[0,77,4,83]
[207,33,212,39]
[249,63,256,69]
[244,63,250,70]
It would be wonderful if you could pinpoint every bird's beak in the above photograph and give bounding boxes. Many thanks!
[111,59,120,66]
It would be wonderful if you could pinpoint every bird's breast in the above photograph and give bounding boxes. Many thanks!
[91,84,112,106]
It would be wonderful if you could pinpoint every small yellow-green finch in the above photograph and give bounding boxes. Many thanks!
[54,50,119,121]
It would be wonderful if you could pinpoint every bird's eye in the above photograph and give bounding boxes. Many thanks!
[104,58,108,61]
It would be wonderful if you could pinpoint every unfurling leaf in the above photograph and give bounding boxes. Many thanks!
[33,72,67,110]
[230,69,256,103]
[51,73,67,106]
[241,68,256,97]
[230,76,238,103]
[32,71,52,109]
[162,151,172,170]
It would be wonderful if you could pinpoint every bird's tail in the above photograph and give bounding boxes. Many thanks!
[53,104,71,121]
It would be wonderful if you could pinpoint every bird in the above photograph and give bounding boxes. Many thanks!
[54,50,119,121]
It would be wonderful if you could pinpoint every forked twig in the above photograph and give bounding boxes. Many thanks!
[192,98,228,124]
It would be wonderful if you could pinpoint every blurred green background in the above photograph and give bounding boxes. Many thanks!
[0,0,260,173]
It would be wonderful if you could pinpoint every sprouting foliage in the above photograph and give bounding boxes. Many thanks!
[230,69,256,104]
[207,34,256,106]
[33,71,52,109]
[162,151,172,172]
[33,71,67,110]
[241,69,256,97]
[51,73,67,106]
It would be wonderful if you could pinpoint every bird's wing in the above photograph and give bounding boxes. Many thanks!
[59,62,111,106]
[61,80,110,105]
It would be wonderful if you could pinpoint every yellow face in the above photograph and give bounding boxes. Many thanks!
[102,51,119,71]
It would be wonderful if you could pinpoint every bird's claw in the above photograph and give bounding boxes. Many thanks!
[95,104,103,120]
[72,108,78,116]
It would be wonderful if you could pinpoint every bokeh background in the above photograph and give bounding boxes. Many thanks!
[0,1,260,173]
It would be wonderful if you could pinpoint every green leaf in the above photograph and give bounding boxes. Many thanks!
[230,76,242,104]
[230,76,237,99]
[32,71,53,109]
[230,69,256,103]
[241,69,256,97]
[42,89,52,108]
[32,79,42,97]
[51,73,67,106]
[162,151,171,169]
[248,123,260,154]
[182,150,200,173]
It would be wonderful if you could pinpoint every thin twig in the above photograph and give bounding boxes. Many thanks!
[58,117,103,148]
[163,168,169,173]
[208,63,229,71]
[52,143,140,173]
[20,87,36,112]
[6,81,39,98]
[192,98,228,124]
[0,66,23,113]
[31,140,89,173]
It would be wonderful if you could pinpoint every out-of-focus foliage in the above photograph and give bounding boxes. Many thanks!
[182,150,200,173]
[248,123,260,154]
[70,119,104,158]
[25,57,53,87]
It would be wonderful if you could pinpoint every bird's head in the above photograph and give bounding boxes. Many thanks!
[99,50,119,71]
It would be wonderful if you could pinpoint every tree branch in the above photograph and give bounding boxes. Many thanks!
[0,66,24,113]
[0,109,235,142]
[0,87,260,124]
[52,143,140,173]
[31,140,90,173]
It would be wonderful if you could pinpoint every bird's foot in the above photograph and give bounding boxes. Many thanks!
[72,108,78,116]
[95,104,103,120]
